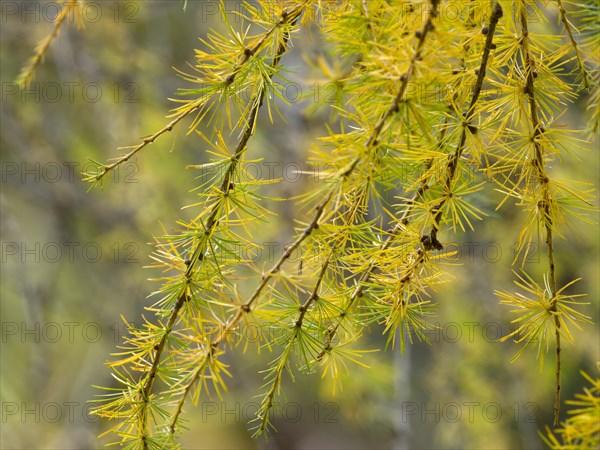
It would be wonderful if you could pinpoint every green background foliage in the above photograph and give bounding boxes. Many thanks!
[1,1,598,449]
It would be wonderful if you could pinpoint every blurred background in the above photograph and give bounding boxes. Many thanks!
[1,1,598,449]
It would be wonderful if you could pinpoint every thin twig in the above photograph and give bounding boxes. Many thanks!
[556,0,590,90]
[84,1,309,186]
[83,109,197,187]
[253,256,332,434]
[17,0,81,87]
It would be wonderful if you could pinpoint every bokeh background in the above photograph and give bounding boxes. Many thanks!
[1,1,598,449]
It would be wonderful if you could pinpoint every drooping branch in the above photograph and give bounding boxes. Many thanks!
[316,0,504,361]
[91,5,309,448]
[156,7,309,441]
[428,1,504,243]
[517,0,561,426]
